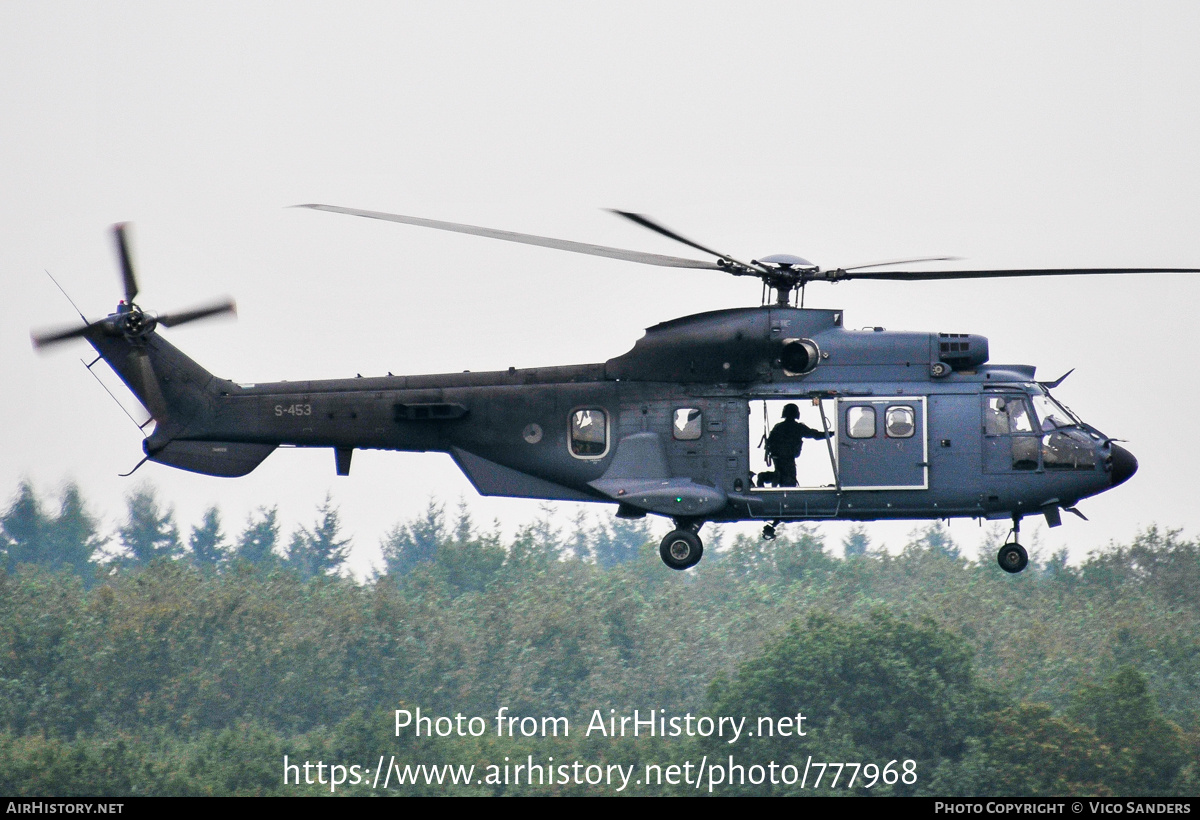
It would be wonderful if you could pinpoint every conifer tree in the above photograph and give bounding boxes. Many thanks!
[189,506,228,570]
[46,482,105,576]
[842,524,871,558]
[507,503,560,568]
[286,495,352,579]
[0,481,49,569]
[590,515,650,568]
[380,499,444,576]
[233,506,280,567]
[117,485,182,566]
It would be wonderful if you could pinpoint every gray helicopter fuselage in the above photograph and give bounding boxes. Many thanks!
[112,305,1132,530]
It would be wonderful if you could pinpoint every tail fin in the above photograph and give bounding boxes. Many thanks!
[88,328,214,431]
[33,222,269,477]
[87,328,275,477]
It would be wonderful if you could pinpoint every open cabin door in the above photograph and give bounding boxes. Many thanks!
[836,397,929,490]
[748,398,838,491]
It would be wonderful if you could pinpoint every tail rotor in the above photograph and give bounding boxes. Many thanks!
[32,222,236,351]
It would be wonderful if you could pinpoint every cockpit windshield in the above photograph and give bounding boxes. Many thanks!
[1028,386,1083,430]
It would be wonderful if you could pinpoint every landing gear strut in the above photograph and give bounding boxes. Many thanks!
[997,515,1029,574]
[660,520,704,571]
[762,519,782,541]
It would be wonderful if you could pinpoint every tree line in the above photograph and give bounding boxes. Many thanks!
[0,481,654,582]
[0,480,1198,795]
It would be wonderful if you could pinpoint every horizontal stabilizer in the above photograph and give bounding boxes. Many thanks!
[149,440,276,477]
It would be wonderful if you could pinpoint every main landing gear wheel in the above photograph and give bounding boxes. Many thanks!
[997,542,1029,574]
[660,529,703,571]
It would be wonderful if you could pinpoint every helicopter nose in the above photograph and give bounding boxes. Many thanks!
[1109,444,1138,487]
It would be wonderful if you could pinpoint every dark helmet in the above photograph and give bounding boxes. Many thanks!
[782,403,800,420]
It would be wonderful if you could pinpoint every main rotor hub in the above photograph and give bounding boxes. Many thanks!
[757,254,813,269]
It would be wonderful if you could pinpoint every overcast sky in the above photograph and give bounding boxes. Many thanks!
[4,2,1200,573]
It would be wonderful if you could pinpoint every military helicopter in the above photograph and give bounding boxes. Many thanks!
[34,207,1193,573]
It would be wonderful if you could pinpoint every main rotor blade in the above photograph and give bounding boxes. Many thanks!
[156,298,237,328]
[294,204,721,270]
[31,319,106,349]
[113,223,138,304]
[835,266,1200,281]
[841,255,962,272]
[608,210,763,272]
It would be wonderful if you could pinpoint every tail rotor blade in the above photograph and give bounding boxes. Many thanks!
[31,319,108,350]
[157,298,237,328]
[113,223,139,304]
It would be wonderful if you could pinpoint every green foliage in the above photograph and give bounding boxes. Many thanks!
[431,518,505,594]
[589,516,652,569]
[1080,526,1200,606]
[233,506,280,567]
[1069,666,1189,795]
[842,523,870,558]
[380,498,444,576]
[904,521,960,560]
[2,480,1200,797]
[1,481,48,570]
[285,495,352,579]
[507,504,562,569]
[116,484,181,567]
[49,482,106,578]
[188,506,227,571]
[1,481,102,577]
[928,703,1115,796]
[706,610,992,794]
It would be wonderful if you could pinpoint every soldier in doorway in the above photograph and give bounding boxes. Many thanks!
[759,403,832,487]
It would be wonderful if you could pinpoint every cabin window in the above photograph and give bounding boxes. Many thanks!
[673,408,702,440]
[847,406,876,439]
[885,406,915,438]
[569,409,608,457]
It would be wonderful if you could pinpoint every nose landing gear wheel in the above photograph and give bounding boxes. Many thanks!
[997,542,1028,574]
[660,529,703,570]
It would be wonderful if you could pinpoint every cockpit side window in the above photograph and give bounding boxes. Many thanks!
[984,397,1010,435]
[985,396,1034,435]
[984,395,1038,470]
[1007,399,1033,433]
